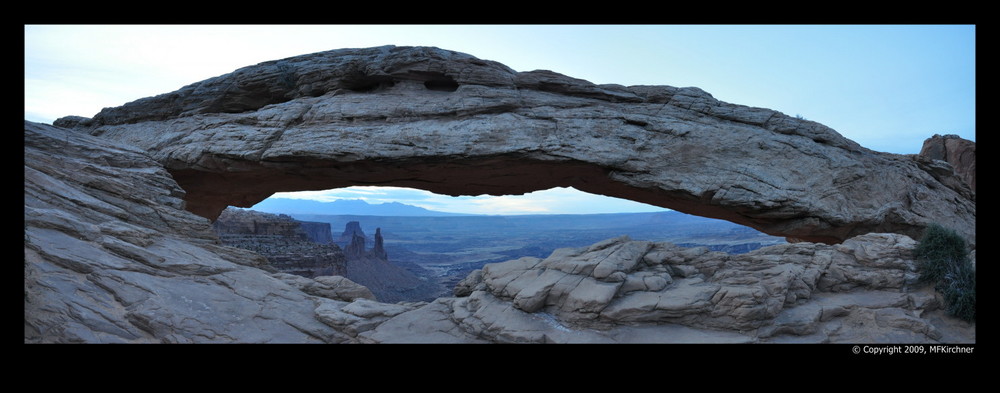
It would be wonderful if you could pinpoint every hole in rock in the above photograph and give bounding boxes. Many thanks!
[400,70,459,92]
[423,78,459,92]
[340,74,396,92]
[211,186,786,303]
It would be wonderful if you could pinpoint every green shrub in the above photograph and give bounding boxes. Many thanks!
[913,224,975,322]
[913,224,968,283]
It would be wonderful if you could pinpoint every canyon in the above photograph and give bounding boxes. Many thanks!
[26,46,975,343]
[213,208,440,303]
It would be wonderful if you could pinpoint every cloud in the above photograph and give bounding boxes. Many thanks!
[269,190,347,202]
[465,195,554,215]
[271,186,452,206]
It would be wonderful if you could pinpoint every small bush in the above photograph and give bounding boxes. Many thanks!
[941,259,976,322]
[913,224,968,283]
[913,224,975,322]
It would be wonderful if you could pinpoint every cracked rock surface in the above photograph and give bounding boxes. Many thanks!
[25,121,348,343]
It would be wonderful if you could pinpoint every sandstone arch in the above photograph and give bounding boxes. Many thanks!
[60,45,975,246]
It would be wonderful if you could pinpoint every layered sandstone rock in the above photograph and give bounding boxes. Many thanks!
[24,121,352,343]
[214,211,438,302]
[213,208,308,239]
[300,221,334,244]
[338,221,367,244]
[59,45,975,246]
[369,234,973,343]
[452,234,919,330]
[213,208,348,278]
[919,134,975,192]
[371,228,388,260]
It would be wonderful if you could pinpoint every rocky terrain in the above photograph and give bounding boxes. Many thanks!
[213,209,440,303]
[300,221,334,244]
[213,208,347,278]
[27,46,975,343]
[919,134,975,193]
[289,211,788,298]
[438,234,973,343]
[335,222,442,303]
[26,121,349,343]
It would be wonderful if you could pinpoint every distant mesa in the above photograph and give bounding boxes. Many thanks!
[213,208,346,278]
[339,220,368,243]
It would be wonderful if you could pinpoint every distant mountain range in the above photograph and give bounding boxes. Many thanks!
[250,198,470,216]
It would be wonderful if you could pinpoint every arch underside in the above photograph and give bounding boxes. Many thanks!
[172,155,850,245]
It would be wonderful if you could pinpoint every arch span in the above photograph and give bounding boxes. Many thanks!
[66,46,975,246]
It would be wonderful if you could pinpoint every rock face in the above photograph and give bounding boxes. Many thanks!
[60,45,975,246]
[299,221,334,244]
[24,121,355,343]
[371,228,388,260]
[213,208,348,278]
[213,211,437,303]
[454,235,915,331]
[344,233,367,260]
[213,207,316,240]
[339,221,367,244]
[401,233,972,343]
[339,221,385,261]
[919,134,976,193]
[335,222,440,303]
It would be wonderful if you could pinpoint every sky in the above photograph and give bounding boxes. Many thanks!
[25,25,976,215]
[267,186,667,215]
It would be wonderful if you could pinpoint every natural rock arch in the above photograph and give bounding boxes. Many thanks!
[60,45,975,246]
[25,120,974,343]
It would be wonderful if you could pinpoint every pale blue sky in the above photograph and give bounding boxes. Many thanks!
[25,25,976,215]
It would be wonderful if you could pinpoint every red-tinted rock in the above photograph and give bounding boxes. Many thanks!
[920,134,976,192]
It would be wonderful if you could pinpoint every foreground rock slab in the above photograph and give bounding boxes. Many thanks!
[24,121,354,343]
[365,234,974,344]
[61,45,974,245]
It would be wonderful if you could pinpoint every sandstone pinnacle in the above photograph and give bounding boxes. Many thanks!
[372,228,387,260]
